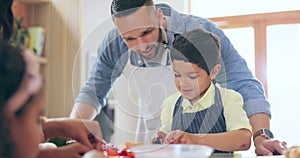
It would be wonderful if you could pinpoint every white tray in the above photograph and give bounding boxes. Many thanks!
[131,144,213,158]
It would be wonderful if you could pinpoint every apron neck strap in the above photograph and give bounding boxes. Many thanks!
[129,47,169,67]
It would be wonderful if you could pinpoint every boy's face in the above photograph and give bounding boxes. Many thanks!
[114,6,164,59]
[173,60,212,104]
[9,94,44,158]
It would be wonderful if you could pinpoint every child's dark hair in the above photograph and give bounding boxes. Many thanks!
[111,0,154,18]
[0,40,25,106]
[0,0,14,41]
[171,29,221,75]
[0,39,26,158]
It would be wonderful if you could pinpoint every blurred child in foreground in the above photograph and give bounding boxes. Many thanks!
[0,40,103,158]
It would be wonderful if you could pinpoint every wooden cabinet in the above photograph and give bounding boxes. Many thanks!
[13,0,48,63]
[35,55,48,64]
[13,0,83,117]
[17,0,49,5]
[13,0,50,112]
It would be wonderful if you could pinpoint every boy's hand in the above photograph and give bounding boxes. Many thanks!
[152,131,166,144]
[164,130,197,144]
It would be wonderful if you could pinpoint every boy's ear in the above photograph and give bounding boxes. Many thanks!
[209,64,221,79]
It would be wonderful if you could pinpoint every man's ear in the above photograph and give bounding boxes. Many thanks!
[156,8,163,18]
[210,64,221,79]
[156,8,168,31]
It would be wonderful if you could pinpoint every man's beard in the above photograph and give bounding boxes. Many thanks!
[143,27,167,59]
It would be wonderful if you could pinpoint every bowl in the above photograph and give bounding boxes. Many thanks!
[131,144,213,158]
[82,150,105,158]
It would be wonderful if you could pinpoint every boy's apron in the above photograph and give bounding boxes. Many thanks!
[123,47,177,143]
[172,85,232,153]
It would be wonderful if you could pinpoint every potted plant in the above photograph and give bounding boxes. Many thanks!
[9,18,30,50]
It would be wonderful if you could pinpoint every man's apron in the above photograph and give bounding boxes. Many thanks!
[122,48,177,143]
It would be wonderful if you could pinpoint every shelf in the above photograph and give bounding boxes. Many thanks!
[35,55,48,64]
[17,0,49,5]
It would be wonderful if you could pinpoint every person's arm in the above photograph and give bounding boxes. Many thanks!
[249,113,270,138]
[198,129,251,151]
[249,113,287,156]
[164,129,251,151]
[249,113,270,149]
[70,103,98,120]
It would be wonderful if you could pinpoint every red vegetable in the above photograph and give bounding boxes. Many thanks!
[118,149,128,156]
[105,149,119,156]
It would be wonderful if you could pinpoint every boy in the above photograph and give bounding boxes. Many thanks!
[153,29,252,153]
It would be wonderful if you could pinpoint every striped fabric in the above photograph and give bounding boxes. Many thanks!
[171,85,232,154]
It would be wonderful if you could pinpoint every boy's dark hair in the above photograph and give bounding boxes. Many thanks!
[0,39,25,158]
[111,0,154,18]
[0,0,14,41]
[171,29,221,75]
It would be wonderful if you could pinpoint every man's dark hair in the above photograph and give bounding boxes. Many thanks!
[0,0,14,41]
[111,0,154,18]
[171,29,221,75]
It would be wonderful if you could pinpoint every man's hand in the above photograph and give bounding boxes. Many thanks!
[254,137,287,156]
[249,113,287,156]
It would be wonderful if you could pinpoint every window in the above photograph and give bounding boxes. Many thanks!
[222,28,255,73]
[189,0,300,150]
[267,24,300,146]
[189,0,300,18]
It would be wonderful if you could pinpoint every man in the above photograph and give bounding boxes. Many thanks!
[70,0,287,155]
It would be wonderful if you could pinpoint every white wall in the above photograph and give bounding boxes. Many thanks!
[81,0,113,86]
[82,0,112,36]
[190,0,300,18]
[154,0,188,13]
